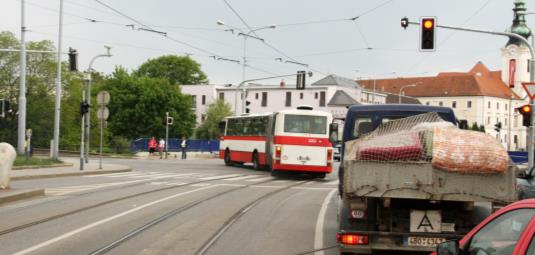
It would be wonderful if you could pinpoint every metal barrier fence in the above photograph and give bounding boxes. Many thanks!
[130,138,219,153]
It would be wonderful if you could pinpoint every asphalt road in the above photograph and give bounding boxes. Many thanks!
[1,158,340,255]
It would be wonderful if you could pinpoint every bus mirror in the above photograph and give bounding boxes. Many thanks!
[218,121,226,135]
[329,123,339,143]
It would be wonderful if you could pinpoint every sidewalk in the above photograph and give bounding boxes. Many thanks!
[135,151,219,159]
[10,157,132,180]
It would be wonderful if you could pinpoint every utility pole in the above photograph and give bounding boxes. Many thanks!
[17,0,26,155]
[52,0,64,160]
[403,19,535,168]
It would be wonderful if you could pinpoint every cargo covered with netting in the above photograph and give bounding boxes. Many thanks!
[342,112,516,203]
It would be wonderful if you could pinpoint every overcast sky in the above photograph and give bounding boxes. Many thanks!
[0,0,531,85]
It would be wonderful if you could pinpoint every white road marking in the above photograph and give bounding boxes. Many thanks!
[223,175,262,181]
[323,180,339,185]
[246,177,274,182]
[12,185,218,255]
[199,174,241,180]
[165,182,188,186]
[190,183,212,187]
[314,189,337,255]
[46,180,144,195]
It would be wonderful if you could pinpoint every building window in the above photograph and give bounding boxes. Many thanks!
[529,60,531,73]
[426,102,430,106]
[467,101,472,108]
[319,91,326,107]
[300,92,303,99]
[514,115,518,127]
[202,95,206,105]
[452,101,456,108]
[261,92,267,107]
[505,118,508,126]
[496,117,499,124]
[439,101,443,106]
[488,101,491,109]
[496,102,499,110]
[201,114,206,122]
[514,135,518,144]
[285,92,292,107]
[191,95,197,108]
[505,103,508,110]
[219,92,224,100]
[315,92,318,99]
[487,116,490,124]
[255,93,259,100]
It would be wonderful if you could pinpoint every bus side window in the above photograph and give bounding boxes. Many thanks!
[353,117,373,138]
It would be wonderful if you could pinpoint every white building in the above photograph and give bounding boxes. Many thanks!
[181,74,396,125]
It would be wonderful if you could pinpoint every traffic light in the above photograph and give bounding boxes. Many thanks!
[517,104,532,127]
[80,101,89,115]
[494,122,502,133]
[420,17,436,51]
[245,100,251,114]
[68,48,78,71]
[296,71,306,90]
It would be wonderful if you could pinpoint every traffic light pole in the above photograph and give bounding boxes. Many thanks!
[237,72,312,115]
[406,20,535,169]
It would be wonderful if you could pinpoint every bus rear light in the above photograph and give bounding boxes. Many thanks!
[337,233,369,245]
[327,148,333,161]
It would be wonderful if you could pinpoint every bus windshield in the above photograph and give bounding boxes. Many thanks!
[284,114,327,135]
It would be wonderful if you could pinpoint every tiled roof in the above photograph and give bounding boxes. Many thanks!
[385,94,421,104]
[358,62,519,99]
[327,90,360,106]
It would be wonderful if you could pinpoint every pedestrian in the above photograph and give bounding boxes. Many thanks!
[181,136,188,160]
[148,137,157,158]
[158,138,165,159]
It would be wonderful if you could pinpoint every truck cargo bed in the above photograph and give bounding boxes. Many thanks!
[343,161,516,203]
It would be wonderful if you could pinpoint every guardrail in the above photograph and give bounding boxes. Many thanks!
[130,138,219,153]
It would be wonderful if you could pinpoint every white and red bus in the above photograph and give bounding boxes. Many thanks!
[219,106,337,178]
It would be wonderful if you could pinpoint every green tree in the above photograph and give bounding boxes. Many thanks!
[134,55,208,85]
[479,124,486,133]
[470,122,479,131]
[102,67,195,140]
[195,99,233,139]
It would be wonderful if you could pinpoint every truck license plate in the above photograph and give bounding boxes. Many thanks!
[407,236,446,247]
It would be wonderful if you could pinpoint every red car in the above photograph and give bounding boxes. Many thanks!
[435,199,535,255]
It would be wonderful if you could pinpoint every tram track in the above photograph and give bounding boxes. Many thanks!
[88,179,310,255]
[0,173,256,237]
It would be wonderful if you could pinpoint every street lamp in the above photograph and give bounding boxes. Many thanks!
[217,21,276,114]
[80,46,112,170]
[399,84,417,104]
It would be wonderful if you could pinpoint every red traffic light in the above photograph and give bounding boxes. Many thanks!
[423,19,434,29]
[519,105,532,114]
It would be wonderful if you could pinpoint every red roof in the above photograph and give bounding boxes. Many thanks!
[358,62,519,99]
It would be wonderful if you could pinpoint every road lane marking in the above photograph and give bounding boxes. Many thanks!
[246,177,274,182]
[314,189,337,255]
[323,180,339,185]
[199,174,241,180]
[46,180,145,195]
[190,183,212,187]
[12,185,219,255]
[223,175,262,181]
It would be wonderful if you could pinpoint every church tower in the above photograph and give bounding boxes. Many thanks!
[501,0,532,99]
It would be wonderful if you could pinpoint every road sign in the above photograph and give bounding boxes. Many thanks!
[97,91,110,105]
[522,82,535,99]
[97,107,109,120]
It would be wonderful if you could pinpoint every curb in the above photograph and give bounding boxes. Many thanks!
[11,168,132,181]
[12,163,74,170]
[0,189,45,206]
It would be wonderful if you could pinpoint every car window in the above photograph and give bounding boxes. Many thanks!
[465,209,535,255]
[353,117,373,138]
[527,234,535,255]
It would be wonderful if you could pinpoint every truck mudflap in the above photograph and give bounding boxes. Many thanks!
[337,231,462,254]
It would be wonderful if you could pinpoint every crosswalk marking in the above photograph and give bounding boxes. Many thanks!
[246,177,273,182]
[224,175,262,181]
[199,174,241,181]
